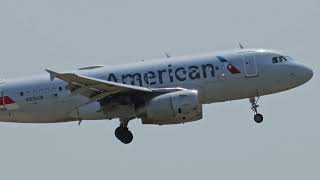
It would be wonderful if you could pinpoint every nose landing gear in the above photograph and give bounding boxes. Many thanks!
[115,118,133,144]
[250,97,264,123]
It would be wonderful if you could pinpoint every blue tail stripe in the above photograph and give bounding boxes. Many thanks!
[216,56,228,63]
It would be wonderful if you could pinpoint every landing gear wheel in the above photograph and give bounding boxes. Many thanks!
[254,113,263,123]
[115,126,133,144]
[250,97,264,123]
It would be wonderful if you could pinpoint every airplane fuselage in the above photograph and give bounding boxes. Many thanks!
[0,49,313,123]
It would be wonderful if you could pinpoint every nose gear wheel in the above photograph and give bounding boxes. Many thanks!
[250,97,264,123]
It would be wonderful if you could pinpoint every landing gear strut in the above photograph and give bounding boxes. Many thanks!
[115,119,133,144]
[250,97,264,123]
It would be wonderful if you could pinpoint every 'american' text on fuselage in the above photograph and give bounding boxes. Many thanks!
[107,63,216,86]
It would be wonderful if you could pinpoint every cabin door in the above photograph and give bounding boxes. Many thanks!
[242,53,259,77]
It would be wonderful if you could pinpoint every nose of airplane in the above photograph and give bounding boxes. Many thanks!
[294,63,313,85]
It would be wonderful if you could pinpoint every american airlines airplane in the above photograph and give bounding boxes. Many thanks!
[0,49,313,144]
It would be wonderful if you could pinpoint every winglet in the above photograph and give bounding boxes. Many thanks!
[45,69,59,81]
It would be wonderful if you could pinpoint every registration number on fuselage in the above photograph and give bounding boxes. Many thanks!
[26,95,44,103]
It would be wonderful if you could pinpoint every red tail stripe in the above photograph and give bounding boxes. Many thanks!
[0,96,15,105]
[227,64,241,74]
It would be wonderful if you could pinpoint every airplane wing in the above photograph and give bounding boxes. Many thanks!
[45,69,154,101]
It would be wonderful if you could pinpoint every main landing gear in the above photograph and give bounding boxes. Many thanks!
[115,119,133,144]
[250,97,264,123]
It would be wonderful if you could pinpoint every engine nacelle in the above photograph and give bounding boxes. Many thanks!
[138,90,203,125]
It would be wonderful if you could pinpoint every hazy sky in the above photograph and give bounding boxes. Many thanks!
[0,0,319,179]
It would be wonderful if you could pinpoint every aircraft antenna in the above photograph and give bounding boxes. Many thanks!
[164,52,171,58]
[239,42,244,49]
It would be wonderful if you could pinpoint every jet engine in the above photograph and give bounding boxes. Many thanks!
[137,90,203,125]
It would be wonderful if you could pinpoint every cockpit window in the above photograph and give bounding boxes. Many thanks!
[272,57,278,63]
[285,56,295,61]
[272,56,289,64]
[279,56,287,62]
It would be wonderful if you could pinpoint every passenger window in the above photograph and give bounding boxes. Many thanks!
[272,57,278,63]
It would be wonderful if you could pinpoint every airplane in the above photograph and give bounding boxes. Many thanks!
[0,49,313,144]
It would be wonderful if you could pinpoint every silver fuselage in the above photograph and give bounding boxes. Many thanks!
[0,49,313,123]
